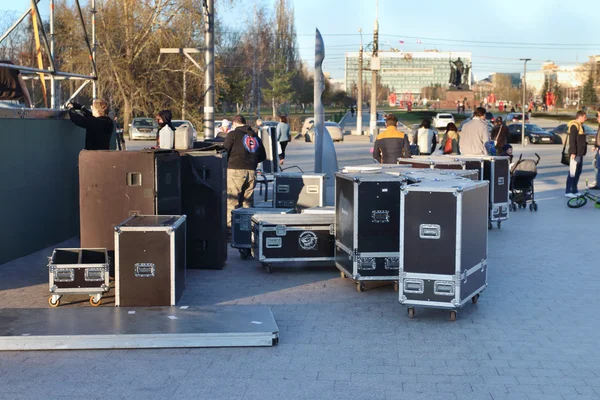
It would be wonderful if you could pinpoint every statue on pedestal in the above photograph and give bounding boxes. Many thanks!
[449,57,470,89]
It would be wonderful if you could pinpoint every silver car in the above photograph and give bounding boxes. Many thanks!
[307,121,344,142]
[129,118,158,140]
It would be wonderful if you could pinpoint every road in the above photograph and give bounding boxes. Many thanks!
[1,127,599,399]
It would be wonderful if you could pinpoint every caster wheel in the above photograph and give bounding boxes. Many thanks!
[533,203,538,212]
[472,294,480,304]
[497,221,501,229]
[394,281,399,292]
[529,204,533,211]
[340,271,347,279]
[239,248,251,260]
[356,282,365,293]
[90,297,102,307]
[449,311,457,322]
[407,308,415,319]
[488,221,492,230]
[263,263,273,274]
[48,297,60,308]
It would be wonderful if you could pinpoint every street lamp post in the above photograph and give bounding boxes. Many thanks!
[357,28,363,136]
[369,0,379,143]
[520,58,531,148]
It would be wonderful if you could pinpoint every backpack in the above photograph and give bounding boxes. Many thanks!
[443,138,453,154]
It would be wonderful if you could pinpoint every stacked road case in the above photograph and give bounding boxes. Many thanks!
[399,179,489,321]
[114,215,186,307]
[453,156,511,229]
[231,207,294,259]
[252,213,335,273]
[335,170,407,292]
[273,173,326,211]
[399,168,479,182]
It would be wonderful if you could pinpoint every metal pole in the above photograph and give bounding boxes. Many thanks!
[520,58,531,149]
[182,62,187,120]
[369,0,379,142]
[203,0,215,140]
[252,6,259,118]
[91,0,97,99]
[0,0,41,45]
[356,28,363,135]
[49,0,55,109]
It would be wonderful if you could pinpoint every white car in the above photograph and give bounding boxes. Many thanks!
[307,121,344,142]
[432,113,456,129]
[172,120,197,141]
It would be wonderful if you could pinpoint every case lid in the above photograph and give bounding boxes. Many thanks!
[232,207,294,215]
[335,171,407,183]
[453,155,510,162]
[403,179,488,193]
[116,215,186,229]
[274,173,326,179]
[301,206,335,214]
[251,213,334,225]
[343,164,412,172]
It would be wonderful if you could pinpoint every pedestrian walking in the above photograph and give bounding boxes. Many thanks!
[414,118,437,155]
[565,110,588,198]
[592,107,600,189]
[440,122,460,155]
[350,105,355,117]
[155,110,175,149]
[67,99,114,150]
[224,115,267,235]
[372,114,411,163]
[492,117,508,154]
[458,107,490,156]
[276,115,291,165]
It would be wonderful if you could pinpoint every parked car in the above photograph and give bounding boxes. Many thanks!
[507,124,555,145]
[505,112,530,123]
[547,123,597,145]
[129,118,158,140]
[302,117,315,135]
[432,113,456,129]
[307,121,344,142]
[172,120,197,141]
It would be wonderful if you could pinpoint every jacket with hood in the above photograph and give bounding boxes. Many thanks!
[567,120,587,157]
[223,125,267,170]
[68,105,113,150]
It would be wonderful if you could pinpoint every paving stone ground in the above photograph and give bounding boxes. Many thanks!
[0,137,599,400]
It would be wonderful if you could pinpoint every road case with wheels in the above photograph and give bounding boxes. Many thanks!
[335,170,407,292]
[453,156,510,228]
[273,173,326,211]
[115,215,186,307]
[399,179,489,321]
[252,213,335,273]
[397,156,467,170]
[231,207,294,259]
[48,248,110,307]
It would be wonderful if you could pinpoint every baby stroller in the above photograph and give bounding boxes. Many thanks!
[510,153,540,212]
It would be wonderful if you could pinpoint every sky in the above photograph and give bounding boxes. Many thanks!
[2,0,598,82]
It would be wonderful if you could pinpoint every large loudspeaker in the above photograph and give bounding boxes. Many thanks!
[178,149,228,269]
[258,126,279,174]
[79,149,181,255]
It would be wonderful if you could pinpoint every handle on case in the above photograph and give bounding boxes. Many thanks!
[134,263,156,278]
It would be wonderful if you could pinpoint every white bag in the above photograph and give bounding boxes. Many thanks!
[569,157,577,178]
[174,124,194,150]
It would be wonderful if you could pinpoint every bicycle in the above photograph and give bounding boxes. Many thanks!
[567,180,600,209]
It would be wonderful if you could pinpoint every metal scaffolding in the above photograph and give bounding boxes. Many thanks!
[0,0,98,109]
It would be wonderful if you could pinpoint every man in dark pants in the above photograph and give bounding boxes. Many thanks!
[372,114,411,163]
[67,99,114,150]
[565,110,588,198]
[224,115,267,237]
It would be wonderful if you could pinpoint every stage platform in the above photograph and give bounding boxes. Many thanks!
[0,305,279,350]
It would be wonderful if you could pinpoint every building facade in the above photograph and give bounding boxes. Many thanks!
[345,51,472,100]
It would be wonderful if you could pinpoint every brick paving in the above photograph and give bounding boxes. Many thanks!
[0,139,599,400]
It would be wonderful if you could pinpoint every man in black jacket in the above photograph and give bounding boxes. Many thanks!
[224,115,267,231]
[67,99,114,150]
[372,114,411,163]
[565,110,588,197]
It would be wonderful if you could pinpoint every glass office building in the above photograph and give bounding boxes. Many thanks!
[345,51,472,99]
